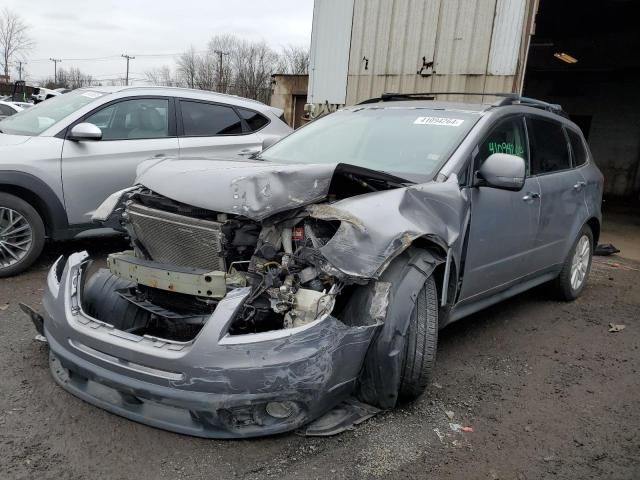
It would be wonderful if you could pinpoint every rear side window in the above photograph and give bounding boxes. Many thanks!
[527,117,571,175]
[180,101,243,136]
[237,107,269,132]
[567,128,588,167]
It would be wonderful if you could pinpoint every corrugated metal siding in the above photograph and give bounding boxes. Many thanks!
[488,0,527,74]
[434,0,497,75]
[307,0,355,104]
[338,0,529,104]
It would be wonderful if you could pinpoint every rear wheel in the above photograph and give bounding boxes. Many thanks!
[398,275,439,401]
[553,225,593,301]
[0,193,46,277]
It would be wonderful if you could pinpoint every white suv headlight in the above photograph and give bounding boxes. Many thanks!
[91,187,137,222]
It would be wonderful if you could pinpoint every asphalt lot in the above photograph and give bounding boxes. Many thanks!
[1,237,638,480]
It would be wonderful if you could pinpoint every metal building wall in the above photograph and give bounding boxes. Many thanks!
[308,0,533,106]
[307,0,355,105]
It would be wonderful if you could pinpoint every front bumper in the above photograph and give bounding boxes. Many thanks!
[41,252,378,438]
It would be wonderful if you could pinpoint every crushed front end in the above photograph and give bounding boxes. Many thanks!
[41,186,383,438]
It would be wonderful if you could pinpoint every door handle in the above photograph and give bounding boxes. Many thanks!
[153,153,166,158]
[573,181,586,191]
[522,192,540,202]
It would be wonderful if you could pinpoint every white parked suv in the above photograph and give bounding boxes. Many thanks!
[0,86,291,276]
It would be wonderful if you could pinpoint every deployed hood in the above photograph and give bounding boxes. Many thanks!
[136,157,339,221]
[0,132,32,146]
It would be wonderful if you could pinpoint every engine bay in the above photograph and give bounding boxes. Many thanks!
[82,166,408,342]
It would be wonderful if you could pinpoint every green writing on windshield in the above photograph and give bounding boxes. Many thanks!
[488,141,524,157]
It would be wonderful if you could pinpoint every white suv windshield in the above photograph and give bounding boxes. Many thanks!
[0,90,107,136]
[259,108,480,180]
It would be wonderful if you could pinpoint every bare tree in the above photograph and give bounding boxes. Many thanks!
[278,44,310,75]
[177,46,198,88]
[207,34,238,93]
[145,66,179,86]
[0,8,34,79]
[194,52,217,91]
[47,67,93,89]
[232,39,279,103]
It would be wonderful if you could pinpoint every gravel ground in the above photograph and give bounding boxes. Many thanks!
[1,238,638,480]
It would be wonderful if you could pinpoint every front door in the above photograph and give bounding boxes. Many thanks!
[459,116,541,301]
[61,97,179,225]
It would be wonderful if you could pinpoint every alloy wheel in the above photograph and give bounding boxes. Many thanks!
[0,207,33,268]
[570,234,590,290]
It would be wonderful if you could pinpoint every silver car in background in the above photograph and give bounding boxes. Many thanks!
[0,86,292,276]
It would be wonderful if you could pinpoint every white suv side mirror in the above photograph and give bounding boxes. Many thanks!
[69,122,103,141]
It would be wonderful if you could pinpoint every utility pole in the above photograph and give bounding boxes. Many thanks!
[17,61,26,81]
[121,54,135,86]
[213,49,229,92]
[49,58,61,85]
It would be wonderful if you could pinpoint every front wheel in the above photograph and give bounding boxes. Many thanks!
[398,275,439,401]
[553,225,593,301]
[0,193,46,277]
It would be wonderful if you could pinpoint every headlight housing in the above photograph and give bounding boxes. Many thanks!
[91,186,137,222]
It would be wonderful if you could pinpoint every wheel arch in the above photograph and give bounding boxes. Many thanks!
[0,171,69,240]
[586,217,600,245]
[357,245,444,409]
[410,236,458,309]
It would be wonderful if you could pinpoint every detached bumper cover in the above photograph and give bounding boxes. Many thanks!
[42,252,378,438]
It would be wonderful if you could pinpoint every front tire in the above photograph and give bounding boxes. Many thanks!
[398,275,439,401]
[553,225,593,301]
[0,193,46,277]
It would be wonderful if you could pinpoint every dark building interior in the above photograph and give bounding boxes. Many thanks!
[524,0,640,200]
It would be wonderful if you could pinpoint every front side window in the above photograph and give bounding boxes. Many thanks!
[475,116,528,172]
[259,108,480,182]
[567,128,588,167]
[180,101,243,136]
[85,98,169,140]
[527,117,571,175]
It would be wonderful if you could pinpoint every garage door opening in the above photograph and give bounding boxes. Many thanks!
[523,0,640,200]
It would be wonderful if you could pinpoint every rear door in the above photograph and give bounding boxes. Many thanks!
[177,100,264,158]
[526,116,587,269]
[459,116,541,301]
[61,97,179,225]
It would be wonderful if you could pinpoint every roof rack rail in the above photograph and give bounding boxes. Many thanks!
[494,94,567,117]
[357,91,567,116]
[357,91,516,105]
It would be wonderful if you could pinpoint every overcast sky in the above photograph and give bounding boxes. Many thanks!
[3,0,314,85]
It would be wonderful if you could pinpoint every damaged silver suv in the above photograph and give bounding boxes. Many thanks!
[26,94,603,438]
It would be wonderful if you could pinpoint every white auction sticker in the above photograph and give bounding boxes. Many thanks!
[414,116,464,127]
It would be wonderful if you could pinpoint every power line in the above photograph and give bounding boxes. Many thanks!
[28,51,207,63]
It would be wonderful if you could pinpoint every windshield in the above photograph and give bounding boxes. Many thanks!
[0,90,107,136]
[259,108,480,181]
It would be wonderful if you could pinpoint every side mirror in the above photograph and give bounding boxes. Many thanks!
[261,135,280,151]
[475,153,526,191]
[69,122,102,141]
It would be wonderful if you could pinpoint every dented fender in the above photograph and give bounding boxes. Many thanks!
[309,176,469,279]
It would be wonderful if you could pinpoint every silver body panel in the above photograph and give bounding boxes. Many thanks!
[0,86,292,231]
